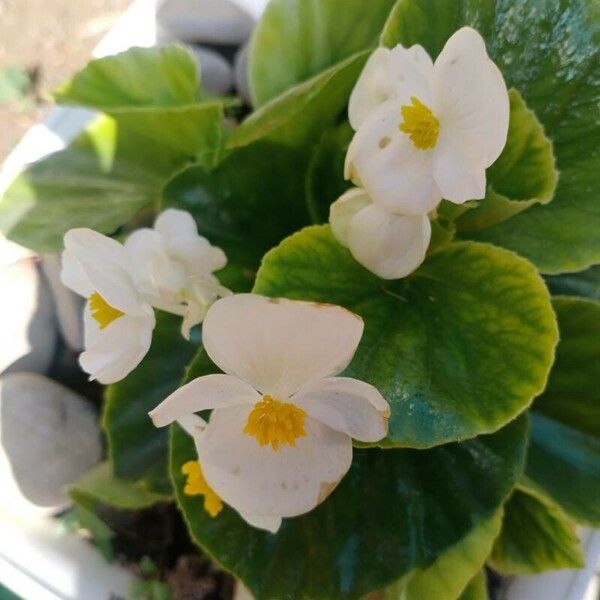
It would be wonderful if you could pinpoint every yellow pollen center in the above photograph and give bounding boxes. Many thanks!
[398,96,440,150]
[182,461,223,517]
[89,292,124,329]
[243,394,307,451]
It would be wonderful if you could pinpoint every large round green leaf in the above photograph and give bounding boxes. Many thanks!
[457,572,488,600]
[249,0,396,106]
[253,225,557,448]
[171,416,527,600]
[382,510,502,600]
[381,0,600,274]
[489,488,583,575]
[102,312,196,494]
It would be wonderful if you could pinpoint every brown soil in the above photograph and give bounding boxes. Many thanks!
[0,0,129,161]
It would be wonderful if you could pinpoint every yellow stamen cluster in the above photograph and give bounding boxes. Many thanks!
[244,395,307,451]
[89,292,124,329]
[399,96,440,150]
[181,460,223,517]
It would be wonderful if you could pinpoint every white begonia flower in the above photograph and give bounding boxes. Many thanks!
[346,27,509,215]
[330,187,431,279]
[61,229,156,384]
[125,209,229,339]
[149,294,390,532]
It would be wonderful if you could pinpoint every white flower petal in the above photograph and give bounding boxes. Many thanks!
[149,374,260,428]
[154,208,198,239]
[125,228,186,297]
[62,229,144,315]
[177,414,207,437]
[293,377,389,442]
[349,45,434,131]
[433,26,509,168]
[433,140,487,203]
[60,248,93,297]
[329,188,372,247]
[349,48,393,130]
[79,312,154,384]
[346,102,441,215]
[237,513,282,533]
[202,294,364,398]
[387,43,434,104]
[198,405,352,518]
[347,202,431,279]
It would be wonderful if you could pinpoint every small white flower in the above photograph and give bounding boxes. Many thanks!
[330,187,431,279]
[346,27,509,215]
[150,294,390,532]
[61,229,155,384]
[125,209,229,339]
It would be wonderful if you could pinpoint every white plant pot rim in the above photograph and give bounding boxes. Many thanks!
[0,0,597,598]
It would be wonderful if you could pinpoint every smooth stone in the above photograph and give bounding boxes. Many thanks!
[189,45,233,95]
[0,372,102,511]
[41,254,84,352]
[156,0,255,45]
[0,258,58,375]
[234,42,252,105]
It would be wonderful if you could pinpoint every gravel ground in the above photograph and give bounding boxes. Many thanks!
[0,0,130,161]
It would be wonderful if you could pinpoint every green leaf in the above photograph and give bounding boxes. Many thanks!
[546,266,600,302]
[69,462,169,510]
[253,225,557,448]
[163,141,311,292]
[103,312,196,494]
[457,89,557,231]
[0,107,223,252]
[523,297,600,526]
[457,571,488,600]
[54,45,199,109]
[171,415,527,600]
[305,122,353,223]
[489,488,583,575]
[249,0,396,106]
[535,297,600,437]
[381,0,600,274]
[525,413,600,526]
[0,66,32,104]
[382,510,502,600]
[229,52,367,150]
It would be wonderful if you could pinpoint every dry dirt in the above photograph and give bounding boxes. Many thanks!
[0,0,130,161]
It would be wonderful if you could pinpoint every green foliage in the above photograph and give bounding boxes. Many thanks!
[457,89,557,231]
[171,416,527,600]
[0,46,224,252]
[490,488,583,574]
[54,46,199,109]
[248,0,396,106]
[382,511,502,600]
[253,226,557,448]
[524,297,600,526]
[457,571,488,600]
[229,51,367,150]
[103,312,197,495]
[381,0,600,273]
[546,266,600,301]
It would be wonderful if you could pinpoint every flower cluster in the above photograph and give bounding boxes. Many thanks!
[330,27,509,279]
[59,25,511,535]
[61,208,229,384]
[150,294,390,532]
